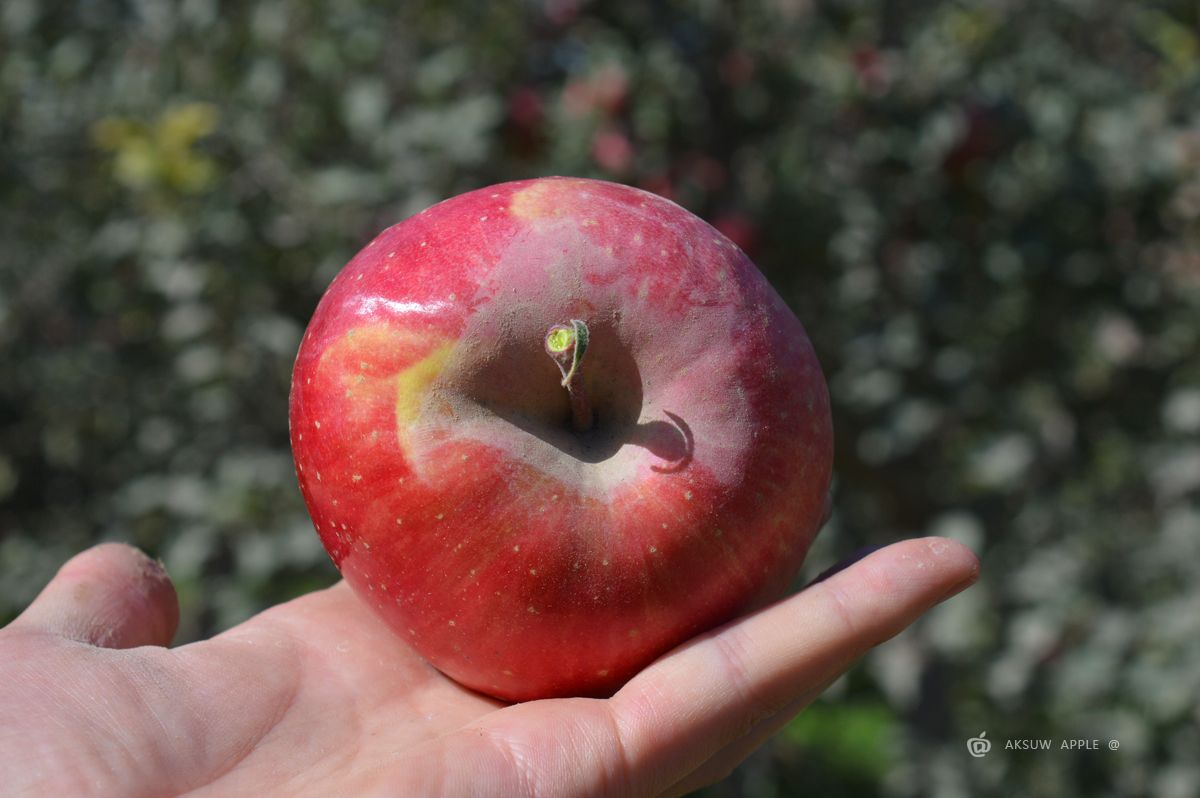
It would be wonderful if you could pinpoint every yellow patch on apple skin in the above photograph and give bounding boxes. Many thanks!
[394,342,454,429]
[509,179,592,221]
[315,324,454,449]
[509,181,557,220]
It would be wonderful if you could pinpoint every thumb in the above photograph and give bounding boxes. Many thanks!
[8,543,179,648]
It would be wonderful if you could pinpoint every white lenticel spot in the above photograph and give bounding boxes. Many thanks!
[649,546,658,554]
[448,620,456,626]
[597,669,609,677]
[396,517,403,525]
[513,545,520,552]
[480,216,487,221]
[684,490,693,500]
[529,568,537,576]
[352,474,362,482]
[435,513,444,520]
[314,421,321,428]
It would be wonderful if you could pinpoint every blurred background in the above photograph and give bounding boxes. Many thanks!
[2,0,1199,795]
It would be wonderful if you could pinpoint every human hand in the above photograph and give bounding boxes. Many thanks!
[0,538,977,797]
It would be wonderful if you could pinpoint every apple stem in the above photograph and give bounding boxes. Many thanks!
[544,319,594,433]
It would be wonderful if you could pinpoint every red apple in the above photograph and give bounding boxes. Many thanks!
[289,177,832,701]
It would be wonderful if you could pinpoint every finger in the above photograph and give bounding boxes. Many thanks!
[8,542,179,648]
[810,544,886,584]
[665,546,896,795]
[664,674,839,797]
[608,536,980,796]
[666,545,904,793]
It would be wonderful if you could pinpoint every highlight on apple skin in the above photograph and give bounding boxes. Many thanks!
[289,177,833,702]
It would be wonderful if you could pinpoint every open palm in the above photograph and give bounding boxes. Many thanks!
[1,540,976,797]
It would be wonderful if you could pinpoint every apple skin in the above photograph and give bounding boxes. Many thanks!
[289,177,832,702]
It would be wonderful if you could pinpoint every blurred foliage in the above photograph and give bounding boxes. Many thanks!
[92,102,221,196]
[2,0,1200,795]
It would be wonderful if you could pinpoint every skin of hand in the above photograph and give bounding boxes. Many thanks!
[0,537,978,797]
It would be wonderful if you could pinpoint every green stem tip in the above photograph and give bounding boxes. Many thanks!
[544,319,593,432]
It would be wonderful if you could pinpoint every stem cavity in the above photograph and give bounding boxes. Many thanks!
[545,319,593,432]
